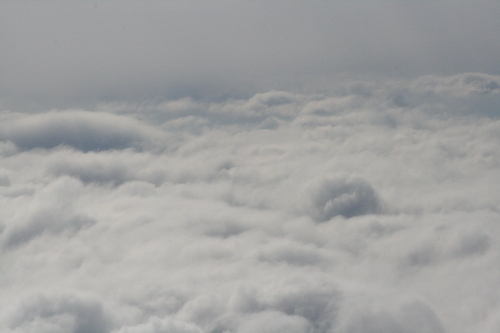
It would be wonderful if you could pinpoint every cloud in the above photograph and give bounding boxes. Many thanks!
[3,211,93,250]
[338,300,444,333]
[0,168,10,186]
[113,317,203,333]
[453,231,491,258]
[1,176,94,249]
[1,74,500,333]
[414,73,500,96]
[4,293,115,333]
[305,177,382,222]
[45,150,167,186]
[237,311,311,333]
[268,286,339,332]
[0,111,164,152]
[256,239,330,267]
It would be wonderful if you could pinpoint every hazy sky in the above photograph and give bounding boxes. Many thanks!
[1,1,500,333]
[1,0,499,108]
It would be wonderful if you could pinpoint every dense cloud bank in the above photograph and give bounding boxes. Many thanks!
[1,73,500,333]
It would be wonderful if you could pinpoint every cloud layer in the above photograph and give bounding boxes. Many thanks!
[1,73,499,332]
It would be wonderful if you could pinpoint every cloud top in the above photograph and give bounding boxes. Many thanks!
[0,111,162,152]
[306,177,382,221]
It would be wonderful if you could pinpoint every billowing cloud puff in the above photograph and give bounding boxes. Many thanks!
[4,293,114,333]
[305,177,382,221]
[1,176,94,249]
[0,111,164,152]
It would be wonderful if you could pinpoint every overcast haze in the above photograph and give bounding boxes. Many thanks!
[2,0,500,107]
[1,1,500,333]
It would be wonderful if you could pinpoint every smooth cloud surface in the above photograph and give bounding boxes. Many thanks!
[1,72,500,333]
[0,111,164,152]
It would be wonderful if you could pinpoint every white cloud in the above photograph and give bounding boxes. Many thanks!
[1,176,95,249]
[0,111,165,152]
[337,300,445,333]
[4,292,115,333]
[304,177,382,221]
[1,30,500,332]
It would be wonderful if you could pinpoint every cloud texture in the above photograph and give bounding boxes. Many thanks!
[1,72,500,332]
[1,1,500,332]
[0,111,163,152]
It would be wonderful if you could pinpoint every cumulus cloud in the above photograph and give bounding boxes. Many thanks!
[1,176,95,249]
[113,317,203,333]
[0,111,164,152]
[305,177,382,221]
[4,293,115,333]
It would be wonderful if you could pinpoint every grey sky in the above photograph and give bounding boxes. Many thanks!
[1,0,499,108]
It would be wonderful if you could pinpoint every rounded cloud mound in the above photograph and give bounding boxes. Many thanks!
[0,111,161,152]
[338,300,444,333]
[5,293,114,333]
[306,177,381,221]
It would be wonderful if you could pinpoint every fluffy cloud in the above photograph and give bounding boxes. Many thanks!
[305,177,382,221]
[337,300,444,333]
[113,317,203,333]
[1,71,499,333]
[4,293,115,333]
[1,176,95,249]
